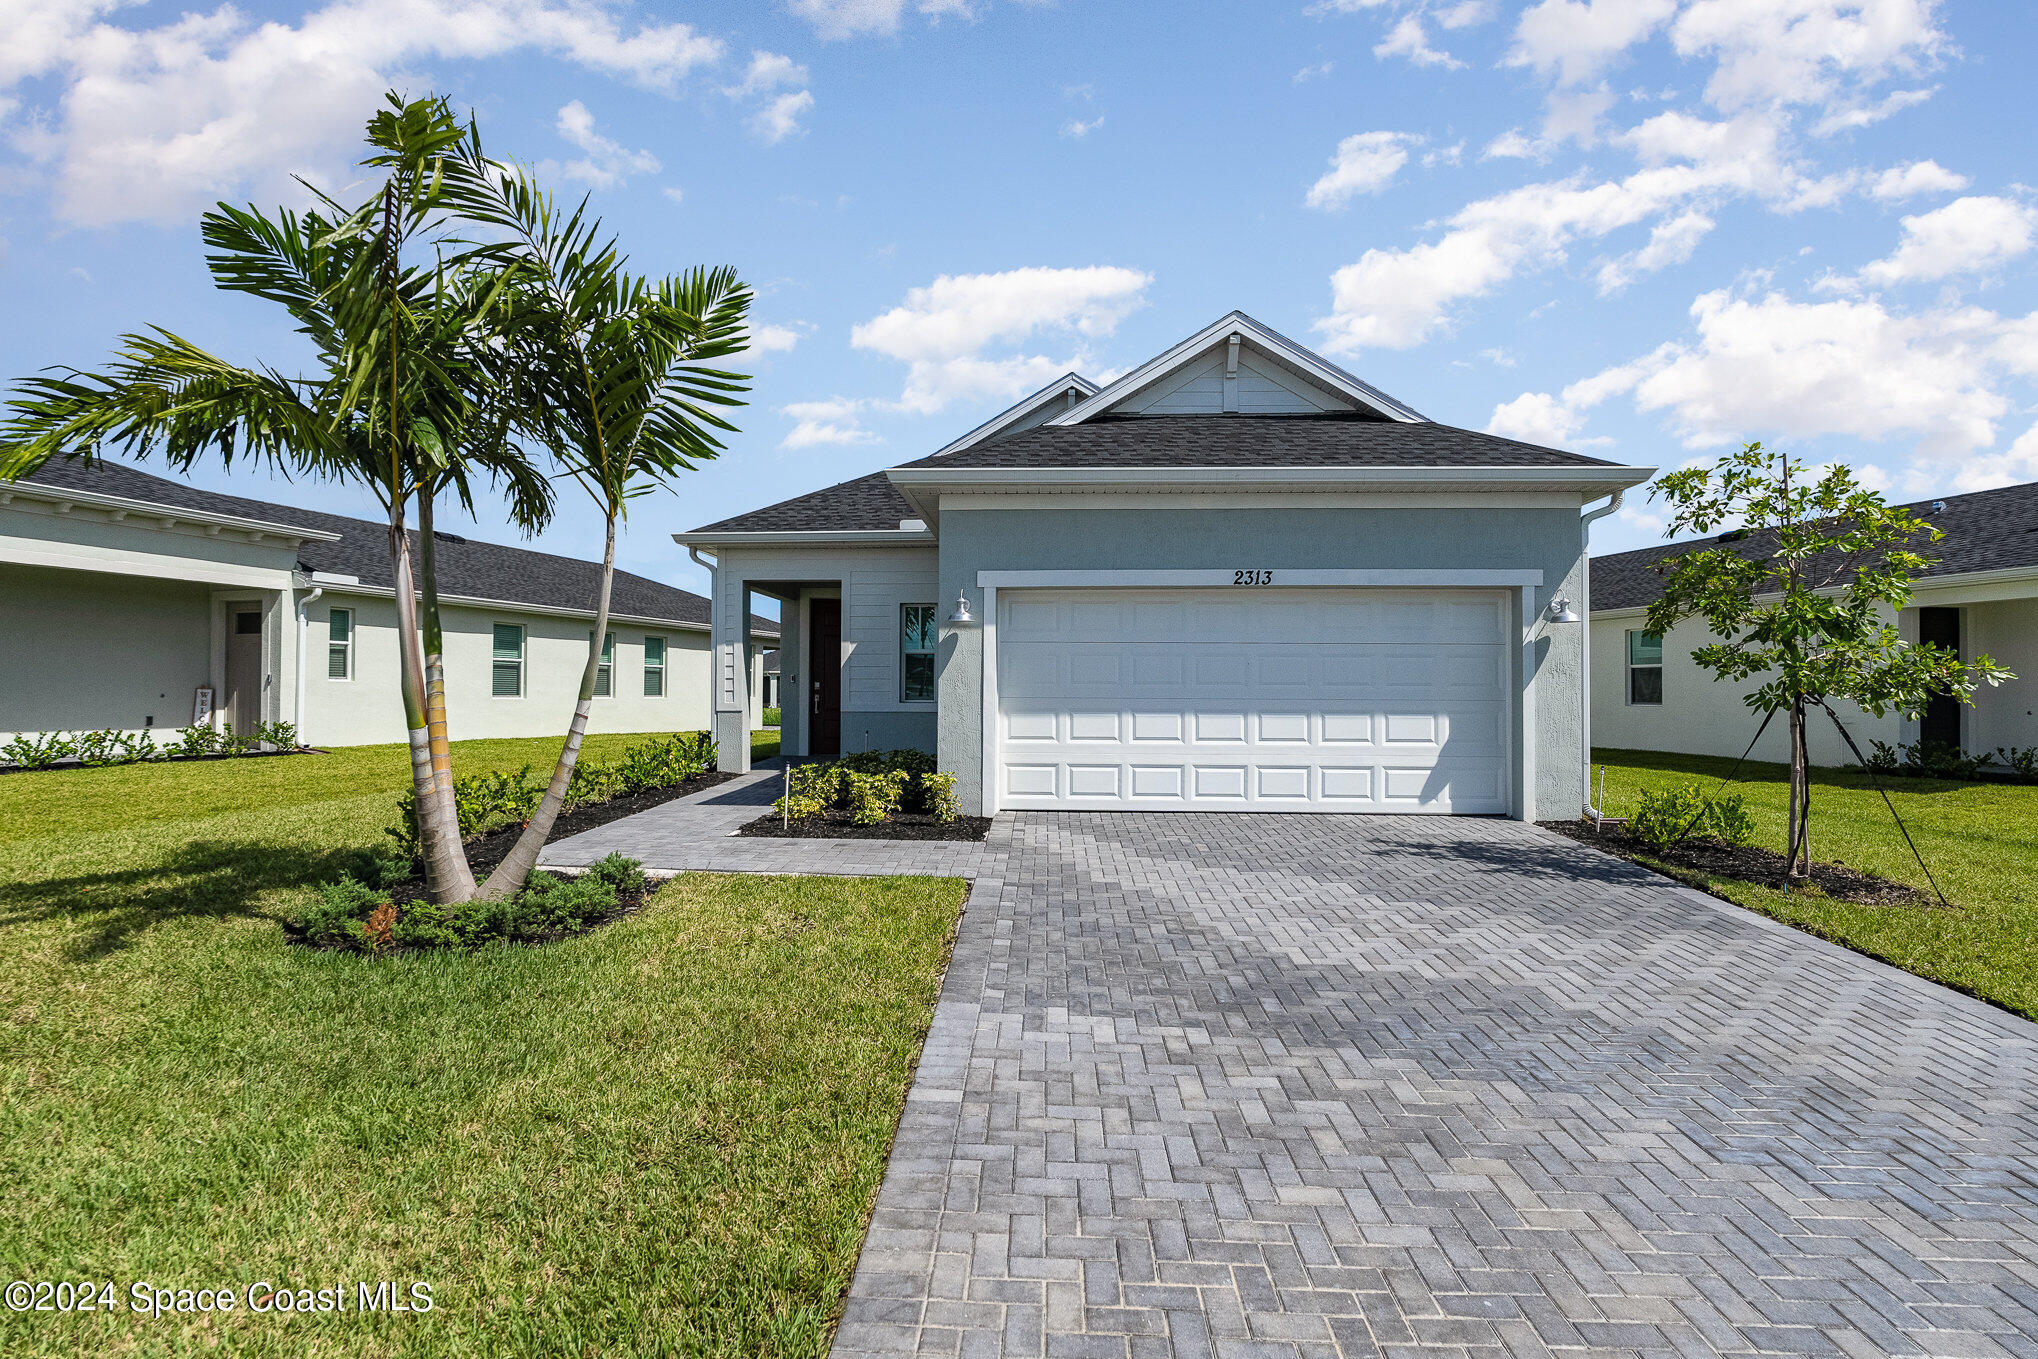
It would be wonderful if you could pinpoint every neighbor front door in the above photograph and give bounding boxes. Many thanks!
[809,597,841,757]
[226,606,264,733]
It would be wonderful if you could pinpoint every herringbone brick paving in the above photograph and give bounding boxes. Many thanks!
[832,812,2038,1359]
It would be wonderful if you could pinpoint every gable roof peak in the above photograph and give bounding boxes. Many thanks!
[1050,310,1426,427]
[927,371,1100,459]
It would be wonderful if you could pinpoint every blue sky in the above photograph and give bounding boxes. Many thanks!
[4,0,2034,606]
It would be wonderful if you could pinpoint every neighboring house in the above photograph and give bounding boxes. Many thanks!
[760,650,781,712]
[1,460,775,748]
[679,311,1651,819]
[1591,480,2038,768]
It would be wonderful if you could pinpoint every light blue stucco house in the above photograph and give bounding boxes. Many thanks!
[679,312,1653,820]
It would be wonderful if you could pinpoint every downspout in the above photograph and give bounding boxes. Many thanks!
[1579,489,1624,820]
[294,585,323,745]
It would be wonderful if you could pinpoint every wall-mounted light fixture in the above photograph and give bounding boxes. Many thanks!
[1546,596,1580,623]
[944,590,975,627]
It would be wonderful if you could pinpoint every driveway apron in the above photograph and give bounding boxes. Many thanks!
[832,812,2038,1359]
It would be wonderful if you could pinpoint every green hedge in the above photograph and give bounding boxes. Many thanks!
[387,731,715,859]
[297,852,649,953]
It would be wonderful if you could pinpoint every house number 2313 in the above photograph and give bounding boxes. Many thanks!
[1232,570,1274,586]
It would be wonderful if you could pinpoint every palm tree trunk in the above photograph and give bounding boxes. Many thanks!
[416,489,467,891]
[477,511,617,899]
[391,502,476,903]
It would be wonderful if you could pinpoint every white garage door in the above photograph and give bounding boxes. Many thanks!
[994,588,1512,813]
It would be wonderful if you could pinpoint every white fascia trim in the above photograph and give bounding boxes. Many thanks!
[888,465,1657,492]
[1049,310,1427,426]
[0,480,344,543]
[977,569,1544,588]
[672,529,937,547]
[929,373,1099,459]
[1,536,299,590]
[312,580,776,638]
[1590,563,2038,621]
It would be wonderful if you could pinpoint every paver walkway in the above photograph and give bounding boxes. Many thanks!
[827,813,2038,1359]
[538,764,1005,878]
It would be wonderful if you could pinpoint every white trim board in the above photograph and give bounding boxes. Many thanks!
[930,374,1099,459]
[1050,310,1427,426]
[976,569,1544,589]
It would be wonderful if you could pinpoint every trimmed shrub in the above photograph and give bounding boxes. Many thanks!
[584,852,649,898]
[614,732,715,795]
[297,876,390,946]
[772,750,956,824]
[173,725,223,759]
[1,732,77,770]
[1630,784,1755,850]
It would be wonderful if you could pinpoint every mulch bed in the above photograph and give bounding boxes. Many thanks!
[737,810,993,842]
[1542,819,1932,908]
[385,769,736,904]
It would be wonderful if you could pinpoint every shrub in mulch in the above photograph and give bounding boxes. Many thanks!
[739,810,992,842]
[292,852,654,954]
[1542,819,1930,908]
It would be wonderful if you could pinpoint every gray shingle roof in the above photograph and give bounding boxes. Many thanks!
[895,414,1621,470]
[690,469,916,534]
[1591,480,2038,612]
[17,459,775,635]
[689,415,1620,535]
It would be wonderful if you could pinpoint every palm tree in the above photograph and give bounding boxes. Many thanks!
[0,94,543,903]
[454,167,752,898]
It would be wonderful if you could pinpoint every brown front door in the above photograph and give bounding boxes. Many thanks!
[226,607,264,733]
[809,597,841,757]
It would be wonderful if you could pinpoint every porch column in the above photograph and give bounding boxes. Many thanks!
[712,570,752,773]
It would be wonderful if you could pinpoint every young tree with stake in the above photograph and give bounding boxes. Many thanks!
[1644,442,2012,880]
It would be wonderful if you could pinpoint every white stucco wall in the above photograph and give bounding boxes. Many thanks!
[301,592,716,747]
[1590,610,1905,768]
[707,543,941,766]
[0,563,218,738]
[1964,597,2038,755]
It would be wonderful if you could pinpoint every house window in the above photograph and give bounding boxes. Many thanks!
[327,608,353,680]
[590,630,615,697]
[643,636,666,697]
[492,624,525,698]
[1627,629,1663,705]
[900,604,936,703]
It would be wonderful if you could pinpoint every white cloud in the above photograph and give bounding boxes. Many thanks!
[751,90,814,144]
[781,398,878,449]
[1060,116,1104,140]
[1487,391,1587,445]
[788,0,909,40]
[1507,0,1677,87]
[1595,209,1714,294]
[2,0,722,226]
[851,265,1152,414]
[1811,85,1935,136]
[1374,14,1461,69]
[1539,289,2024,457]
[1293,61,1335,83]
[1669,0,1947,114]
[1317,112,1812,351]
[542,99,658,188]
[726,49,806,96]
[1304,131,1421,210]
[1836,196,2038,290]
[1436,1,1494,28]
[1869,159,1968,201]
[752,323,808,354]
[722,49,813,144]
[661,185,684,205]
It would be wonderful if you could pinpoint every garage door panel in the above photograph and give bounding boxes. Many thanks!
[996,588,1511,814]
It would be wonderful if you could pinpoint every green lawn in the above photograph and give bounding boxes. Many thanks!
[1593,747,2038,1019]
[0,728,965,1358]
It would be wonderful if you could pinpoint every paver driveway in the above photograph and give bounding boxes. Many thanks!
[833,813,2038,1359]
